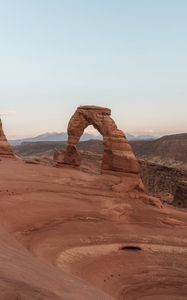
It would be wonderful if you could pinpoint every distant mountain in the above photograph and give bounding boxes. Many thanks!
[9,132,102,146]
[9,132,157,146]
[13,132,187,171]
[13,140,104,158]
[128,134,157,141]
[131,133,187,170]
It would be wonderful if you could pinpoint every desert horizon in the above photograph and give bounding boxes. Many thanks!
[0,1,187,299]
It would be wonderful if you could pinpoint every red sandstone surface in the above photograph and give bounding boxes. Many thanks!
[0,158,187,299]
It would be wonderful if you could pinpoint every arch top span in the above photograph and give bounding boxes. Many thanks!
[62,105,140,175]
[78,105,111,114]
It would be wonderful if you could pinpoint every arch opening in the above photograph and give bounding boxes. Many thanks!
[78,125,103,174]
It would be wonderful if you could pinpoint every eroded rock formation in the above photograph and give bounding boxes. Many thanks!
[139,160,187,204]
[173,181,187,208]
[61,106,139,173]
[54,105,158,198]
[0,118,14,158]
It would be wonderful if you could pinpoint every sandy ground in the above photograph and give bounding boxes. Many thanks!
[0,158,187,299]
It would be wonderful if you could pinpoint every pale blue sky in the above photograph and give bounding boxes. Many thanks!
[0,0,187,138]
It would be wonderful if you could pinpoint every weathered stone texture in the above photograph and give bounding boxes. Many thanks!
[0,119,14,158]
[63,105,139,174]
[173,181,187,208]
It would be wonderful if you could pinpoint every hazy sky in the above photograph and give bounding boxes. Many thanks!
[0,0,187,138]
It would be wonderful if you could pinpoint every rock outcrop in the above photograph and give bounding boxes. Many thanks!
[131,133,187,171]
[60,105,139,173]
[139,160,187,204]
[173,181,187,208]
[0,118,14,158]
[54,105,156,197]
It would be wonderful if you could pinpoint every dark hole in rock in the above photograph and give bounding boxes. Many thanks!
[177,201,184,207]
[120,245,142,252]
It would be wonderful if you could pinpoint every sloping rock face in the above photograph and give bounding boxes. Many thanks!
[62,106,139,173]
[0,159,187,299]
[131,133,187,171]
[139,160,187,204]
[173,181,187,208]
[0,119,14,158]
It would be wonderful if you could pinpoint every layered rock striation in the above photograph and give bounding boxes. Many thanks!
[59,106,139,172]
[139,160,187,204]
[173,181,187,208]
[0,118,14,158]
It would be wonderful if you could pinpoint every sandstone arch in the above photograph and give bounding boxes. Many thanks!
[62,105,139,174]
[0,118,14,158]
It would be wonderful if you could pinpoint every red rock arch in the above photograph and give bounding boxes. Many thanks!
[63,106,139,174]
